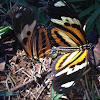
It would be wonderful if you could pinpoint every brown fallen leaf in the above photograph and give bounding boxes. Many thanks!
[93,38,100,65]
[88,38,100,72]
[0,58,5,71]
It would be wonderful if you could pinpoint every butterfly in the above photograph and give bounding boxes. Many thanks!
[11,4,51,59]
[47,0,90,94]
[11,1,90,95]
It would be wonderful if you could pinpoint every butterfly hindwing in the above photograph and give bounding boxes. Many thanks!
[47,0,86,47]
[37,26,51,57]
[12,4,51,58]
[51,50,88,94]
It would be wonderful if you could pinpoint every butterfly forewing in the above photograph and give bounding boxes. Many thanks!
[12,4,51,59]
[51,50,88,94]
[47,0,86,47]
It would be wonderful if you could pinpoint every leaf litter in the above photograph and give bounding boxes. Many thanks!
[0,35,100,100]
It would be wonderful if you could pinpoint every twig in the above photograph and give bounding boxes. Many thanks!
[83,67,91,76]
[22,70,31,78]
[36,79,51,100]
[13,68,24,74]
[93,81,100,95]
[11,78,35,92]
[83,89,90,100]
[6,75,15,92]
[30,91,37,99]
[85,75,92,98]
[38,63,42,74]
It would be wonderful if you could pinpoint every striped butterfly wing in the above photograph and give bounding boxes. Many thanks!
[51,50,88,94]
[47,0,86,47]
[37,26,51,57]
[12,4,51,59]
[47,0,88,94]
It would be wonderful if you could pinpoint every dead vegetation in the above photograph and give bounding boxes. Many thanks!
[0,36,100,100]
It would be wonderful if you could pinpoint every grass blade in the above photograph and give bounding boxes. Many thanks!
[85,7,100,32]
[54,94,63,100]
[78,5,95,18]
[0,91,18,96]
[51,86,54,99]
[67,0,85,2]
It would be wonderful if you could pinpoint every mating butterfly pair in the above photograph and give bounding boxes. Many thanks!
[11,0,90,94]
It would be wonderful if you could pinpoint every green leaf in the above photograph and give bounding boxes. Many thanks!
[37,7,49,25]
[98,56,100,60]
[85,7,100,33]
[67,0,85,2]
[78,5,95,18]
[0,91,18,96]
[74,5,81,9]
[54,94,63,100]
[51,86,54,98]
[0,26,13,36]
[0,27,9,36]
[0,0,10,3]
[11,0,28,5]
[96,95,100,99]
[51,86,63,100]
[39,14,49,25]
[28,5,38,14]
[49,53,58,58]
[85,20,95,38]
[96,18,100,37]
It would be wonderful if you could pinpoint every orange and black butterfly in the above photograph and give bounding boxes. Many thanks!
[47,0,90,94]
[11,4,51,59]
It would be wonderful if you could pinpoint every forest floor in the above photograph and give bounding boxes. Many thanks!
[0,31,100,100]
